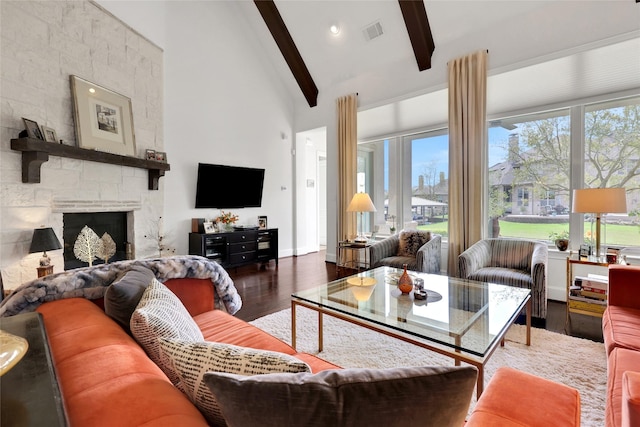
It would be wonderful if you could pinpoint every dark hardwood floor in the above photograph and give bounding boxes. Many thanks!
[229,250,603,343]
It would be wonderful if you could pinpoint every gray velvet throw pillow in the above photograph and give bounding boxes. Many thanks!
[104,265,156,332]
[204,365,477,427]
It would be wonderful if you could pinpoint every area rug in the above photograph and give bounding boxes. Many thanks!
[250,307,607,426]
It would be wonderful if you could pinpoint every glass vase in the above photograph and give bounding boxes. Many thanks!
[398,264,413,294]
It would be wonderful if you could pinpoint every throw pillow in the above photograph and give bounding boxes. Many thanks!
[159,338,311,427]
[397,230,431,257]
[104,265,156,333]
[204,366,477,427]
[130,278,204,385]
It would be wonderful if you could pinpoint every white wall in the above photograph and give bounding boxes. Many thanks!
[161,1,296,257]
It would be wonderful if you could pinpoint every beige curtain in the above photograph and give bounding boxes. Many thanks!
[447,50,488,277]
[337,93,358,243]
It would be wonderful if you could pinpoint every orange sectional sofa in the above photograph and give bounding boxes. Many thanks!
[2,257,581,426]
[603,264,640,427]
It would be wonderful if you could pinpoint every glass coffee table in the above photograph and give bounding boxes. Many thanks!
[291,266,531,396]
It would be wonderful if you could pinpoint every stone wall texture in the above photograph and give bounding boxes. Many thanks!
[0,0,164,290]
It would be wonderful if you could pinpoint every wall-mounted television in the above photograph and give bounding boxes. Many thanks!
[195,163,265,209]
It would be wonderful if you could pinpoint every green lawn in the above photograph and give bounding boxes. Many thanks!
[419,220,640,246]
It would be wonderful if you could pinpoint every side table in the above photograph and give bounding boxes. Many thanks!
[565,254,609,329]
[1,312,68,426]
[337,240,372,272]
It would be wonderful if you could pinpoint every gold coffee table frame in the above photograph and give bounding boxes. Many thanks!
[291,267,531,397]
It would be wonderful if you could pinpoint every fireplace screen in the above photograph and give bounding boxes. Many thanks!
[63,212,127,270]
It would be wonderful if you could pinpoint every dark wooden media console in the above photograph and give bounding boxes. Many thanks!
[189,228,278,269]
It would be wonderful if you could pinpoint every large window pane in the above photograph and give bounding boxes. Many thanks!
[406,132,449,237]
[488,109,571,242]
[583,97,640,249]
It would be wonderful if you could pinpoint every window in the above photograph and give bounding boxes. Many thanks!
[582,97,640,249]
[360,96,639,252]
[489,109,571,241]
[359,130,449,238]
[488,96,639,249]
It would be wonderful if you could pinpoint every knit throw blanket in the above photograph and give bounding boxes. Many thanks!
[0,255,242,317]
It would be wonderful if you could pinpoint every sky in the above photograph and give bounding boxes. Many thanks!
[383,128,513,191]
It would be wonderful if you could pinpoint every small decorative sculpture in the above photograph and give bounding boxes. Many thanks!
[73,225,101,266]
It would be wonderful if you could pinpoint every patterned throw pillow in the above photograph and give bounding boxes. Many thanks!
[159,338,311,426]
[397,230,431,257]
[130,279,204,385]
[204,366,478,427]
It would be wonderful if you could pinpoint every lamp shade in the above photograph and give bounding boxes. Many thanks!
[346,193,377,213]
[572,188,627,214]
[29,227,62,253]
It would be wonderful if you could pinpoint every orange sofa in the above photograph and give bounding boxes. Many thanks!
[3,258,580,426]
[603,264,640,427]
[35,277,338,426]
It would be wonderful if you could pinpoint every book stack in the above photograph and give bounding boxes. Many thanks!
[574,274,608,301]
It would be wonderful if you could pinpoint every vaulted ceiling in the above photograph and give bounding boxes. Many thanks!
[234,0,640,139]
[254,0,435,107]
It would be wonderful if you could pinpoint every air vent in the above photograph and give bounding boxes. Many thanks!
[362,21,383,42]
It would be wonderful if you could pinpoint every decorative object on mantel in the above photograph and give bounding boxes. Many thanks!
[21,117,44,140]
[29,227,62,278]
[70,75,136,157]
[155,151,167,162]
[215,211,239,232]
[73,225,101,267]
[10,138,170,190]
[40,125,59,143]
[146,149,156,161]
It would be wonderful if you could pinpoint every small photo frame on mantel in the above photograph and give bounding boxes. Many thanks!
[22,118,44,140]
[145,149,156,161]
[155,151,166,162]
[70,75,136,156]
[41,125,59,143]
[258,216,267,230]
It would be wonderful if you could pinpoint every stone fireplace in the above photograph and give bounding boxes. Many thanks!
[0,1,163,292]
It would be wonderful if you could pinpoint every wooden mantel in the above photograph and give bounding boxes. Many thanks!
[10,138,170,190]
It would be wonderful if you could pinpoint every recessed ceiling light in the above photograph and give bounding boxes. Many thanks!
[89,88,95,93]
[329,24,340,35]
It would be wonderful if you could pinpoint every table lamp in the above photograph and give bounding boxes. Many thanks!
[347,192,377,243]
[29,227,62,267]
[572,188,627,258]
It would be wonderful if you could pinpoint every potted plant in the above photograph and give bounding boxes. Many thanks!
[549,230,570,251]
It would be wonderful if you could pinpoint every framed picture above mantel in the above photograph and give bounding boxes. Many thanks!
[70,75,136,157]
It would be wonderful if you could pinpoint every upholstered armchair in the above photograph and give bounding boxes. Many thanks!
[369,231,442,274]
[458,238,548,320]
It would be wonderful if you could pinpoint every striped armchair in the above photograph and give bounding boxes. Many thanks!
[369,233,442,274]
[458,238,548,320]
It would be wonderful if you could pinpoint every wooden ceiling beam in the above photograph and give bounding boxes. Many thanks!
[254,0,318,107]
[398,0,435,71]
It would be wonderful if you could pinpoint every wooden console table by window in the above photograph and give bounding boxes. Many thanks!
[11,138,170,190]
[0,312,68,426]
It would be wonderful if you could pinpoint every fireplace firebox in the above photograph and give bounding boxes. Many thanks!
[63,212,128,270]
